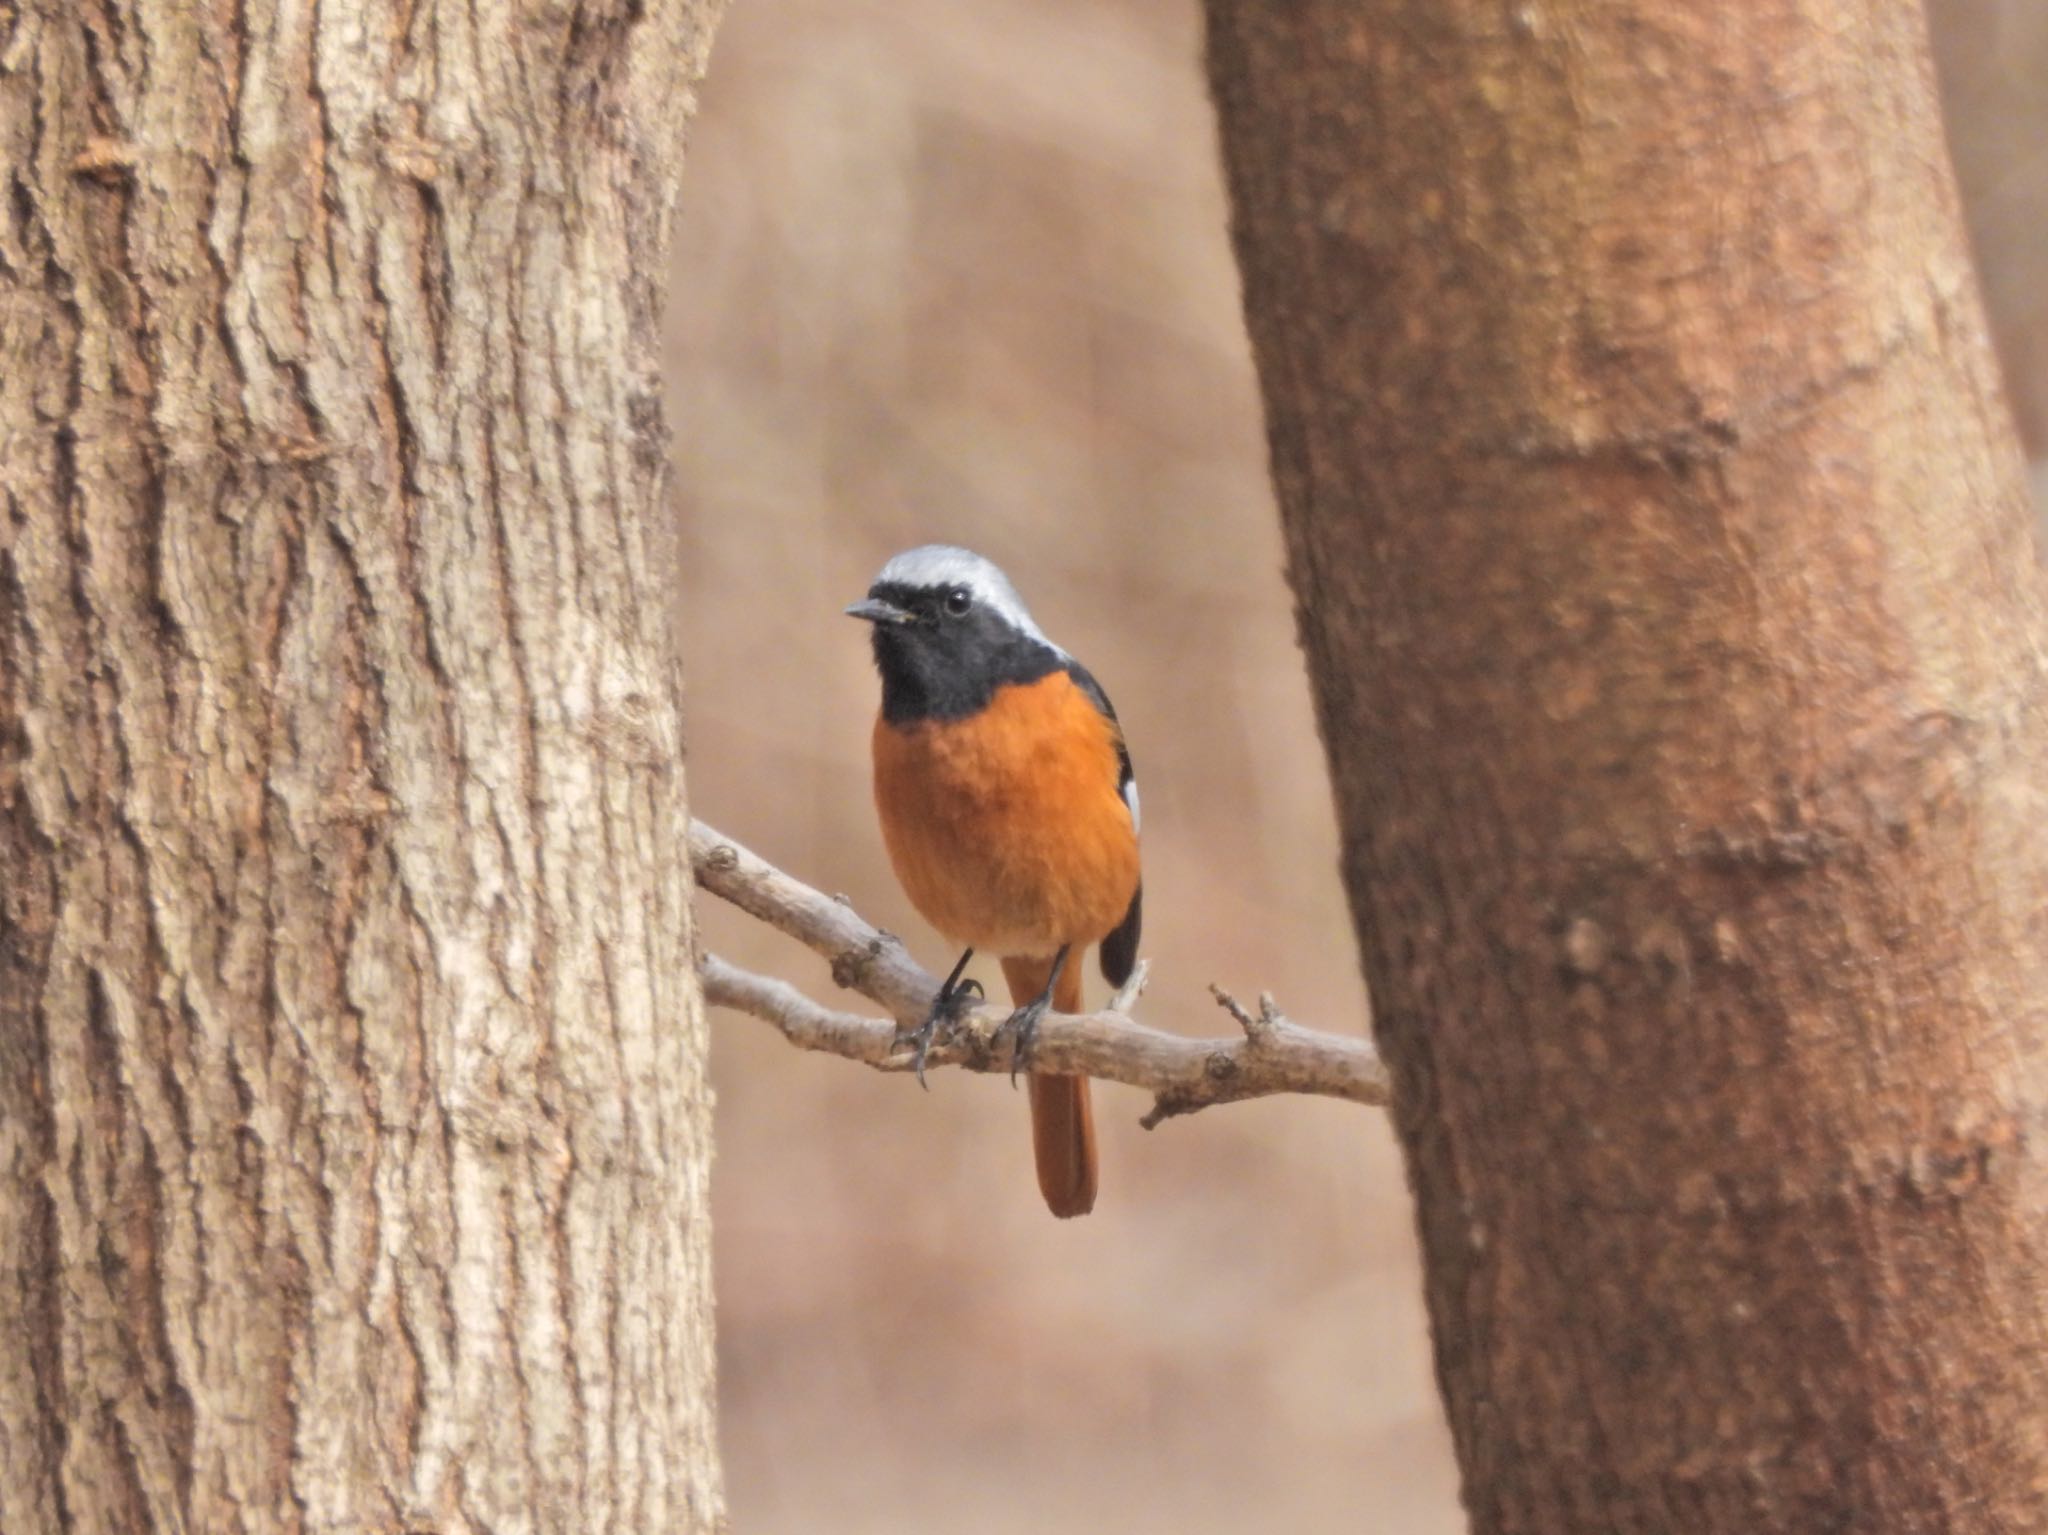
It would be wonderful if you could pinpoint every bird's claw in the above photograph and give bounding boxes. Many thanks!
[893,1015,939,1089]
[895,977,984,1090]
[998,999,1049,1088]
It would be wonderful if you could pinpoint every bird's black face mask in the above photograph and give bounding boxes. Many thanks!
[849,581,1061,724]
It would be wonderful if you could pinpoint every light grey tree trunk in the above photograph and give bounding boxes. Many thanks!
[0,2,727,1530]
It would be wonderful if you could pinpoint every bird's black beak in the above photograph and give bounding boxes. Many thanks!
[845,596,914,625]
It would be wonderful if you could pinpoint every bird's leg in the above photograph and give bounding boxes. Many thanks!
[1000,944,1070,1087]
[894,947,980,1090]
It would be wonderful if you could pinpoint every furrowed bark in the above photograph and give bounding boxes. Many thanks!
[1206,2,2048,1531]
[0,2,726,1530]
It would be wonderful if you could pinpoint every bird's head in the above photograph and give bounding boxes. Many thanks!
[847,545,1063,722]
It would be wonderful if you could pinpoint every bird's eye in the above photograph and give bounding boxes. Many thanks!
[943,586,973,617]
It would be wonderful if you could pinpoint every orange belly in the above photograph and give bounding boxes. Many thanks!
[873,671,1139,957]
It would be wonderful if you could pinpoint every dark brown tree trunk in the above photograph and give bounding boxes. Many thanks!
[1206,2,2048,1531]
[0,2,726,1529]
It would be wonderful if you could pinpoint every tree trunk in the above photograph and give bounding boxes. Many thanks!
[1207,3,2048,1531]
[0,3,725,1530]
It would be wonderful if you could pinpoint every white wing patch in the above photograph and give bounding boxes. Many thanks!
[1121,776,1140,832]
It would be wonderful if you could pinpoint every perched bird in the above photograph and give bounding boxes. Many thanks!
[848,546,1142,1218]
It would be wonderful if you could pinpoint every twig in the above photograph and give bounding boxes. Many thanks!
[689,821,1391,1127]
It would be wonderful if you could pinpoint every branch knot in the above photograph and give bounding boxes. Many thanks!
[831,937,886,991]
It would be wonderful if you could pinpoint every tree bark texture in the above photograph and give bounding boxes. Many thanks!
[0,2,725,1530]
[1207,3,2048,1531]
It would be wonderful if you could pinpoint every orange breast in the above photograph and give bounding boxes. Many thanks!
[872,671,1140,956]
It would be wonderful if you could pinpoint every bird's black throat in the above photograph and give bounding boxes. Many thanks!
[866,585,1063,725]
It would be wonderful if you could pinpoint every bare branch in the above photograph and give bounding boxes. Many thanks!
[690,821,1390,1126]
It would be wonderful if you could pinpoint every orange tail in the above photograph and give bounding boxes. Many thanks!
[1001,954,1098,1219]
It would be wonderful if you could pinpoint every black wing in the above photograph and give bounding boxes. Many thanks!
[1066,660,1143,987]
[1099,884,1142,989]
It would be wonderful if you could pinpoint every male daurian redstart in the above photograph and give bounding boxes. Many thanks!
[848,546,1142,1218]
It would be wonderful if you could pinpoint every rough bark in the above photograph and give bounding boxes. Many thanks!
[0,2,725,1531]
[1206,2,2048,1532]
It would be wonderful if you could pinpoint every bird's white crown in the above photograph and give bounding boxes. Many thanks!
[872,544,1062,653]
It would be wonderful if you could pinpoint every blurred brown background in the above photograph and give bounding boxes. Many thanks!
[663,2,2048,1530]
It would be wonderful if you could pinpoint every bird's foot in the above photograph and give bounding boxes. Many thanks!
[998,997,1049,1088]
[894,976,984,1089]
